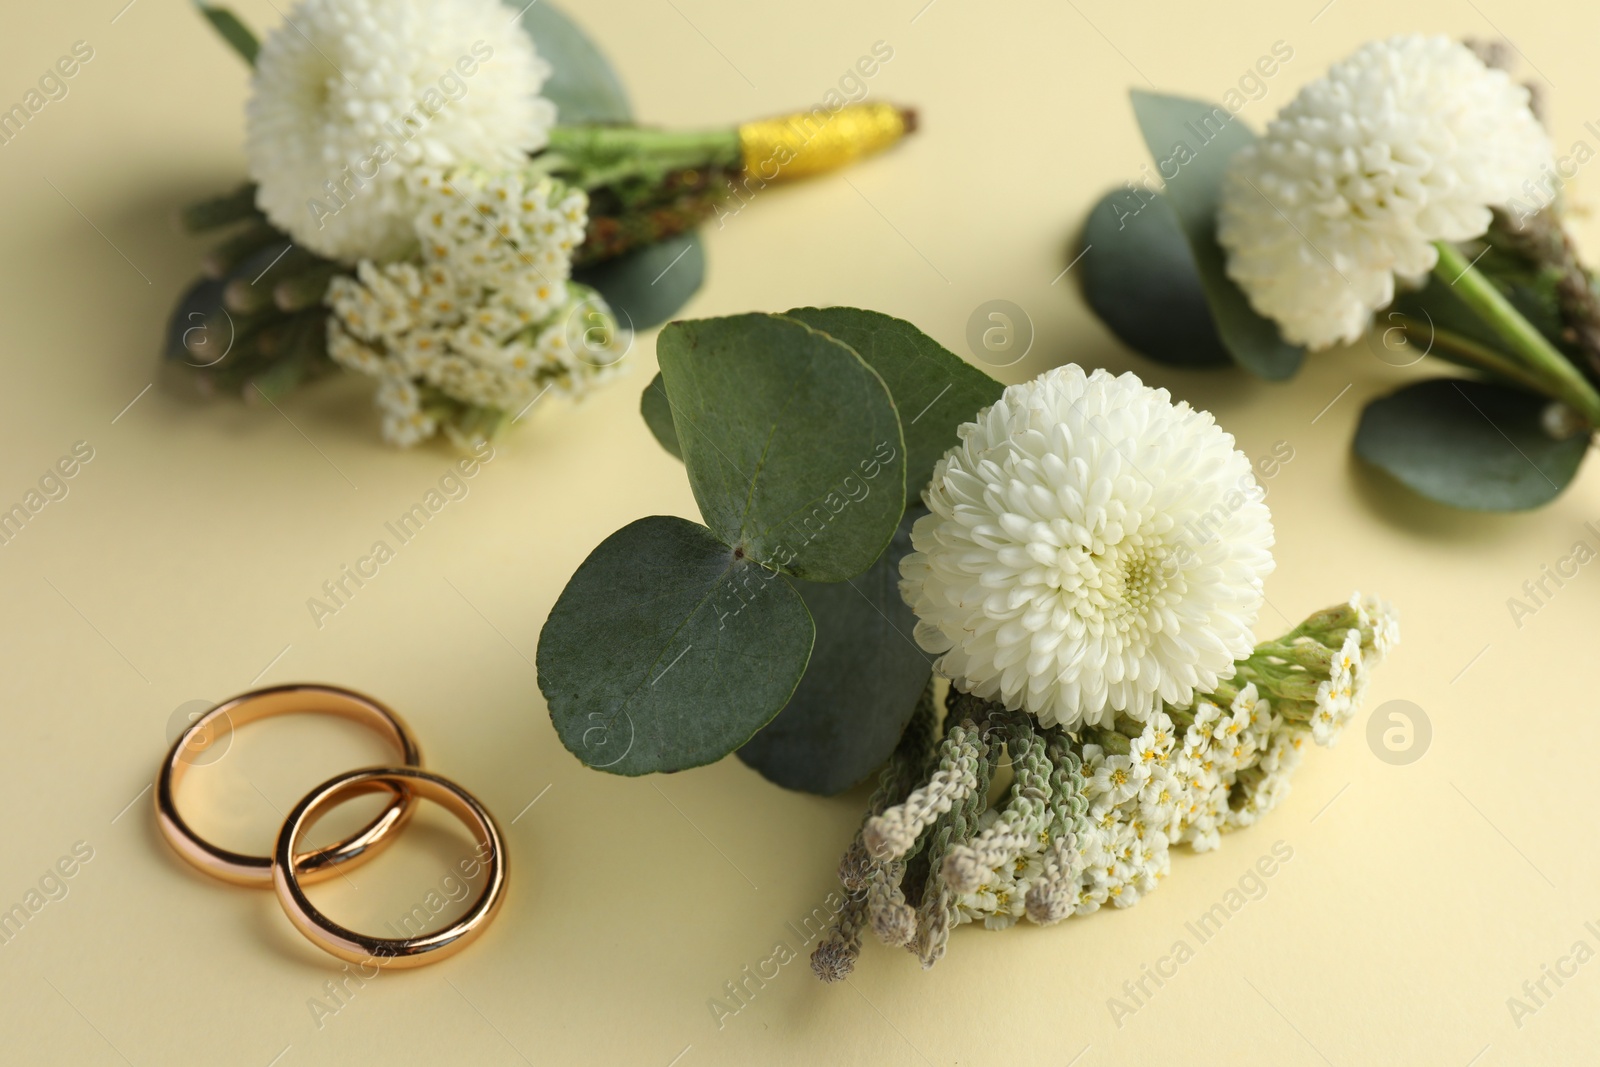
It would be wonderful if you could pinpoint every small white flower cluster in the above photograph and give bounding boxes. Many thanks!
[953,812,1047,930]
[1356,591,1402,661]
[327,167,627,446]
[950,593,1397,928]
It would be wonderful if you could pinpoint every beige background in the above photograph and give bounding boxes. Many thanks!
[1,0,1597,1063]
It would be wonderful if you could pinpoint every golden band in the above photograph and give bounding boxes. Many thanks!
[272,767,507,969]
[155,684,423,887]
[737,102,914,182]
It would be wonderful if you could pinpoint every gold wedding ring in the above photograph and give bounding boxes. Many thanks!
[156,684,507,968]
[156,684,422,887]
[273,768,506,969]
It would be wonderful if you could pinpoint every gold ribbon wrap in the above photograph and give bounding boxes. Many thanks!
[737,102,914,182]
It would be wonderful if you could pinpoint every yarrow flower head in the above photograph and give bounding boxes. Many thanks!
[246,0,557,262]
[898,365,1275,730]
[327,166,627,447]
[1217,34,1553,349]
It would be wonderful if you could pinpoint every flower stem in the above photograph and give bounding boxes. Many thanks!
[1387,314,1554,397]
[545,125,742,189]
[1431,240,1600,425]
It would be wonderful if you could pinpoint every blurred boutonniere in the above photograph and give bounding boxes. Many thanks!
[169,0,915,447]
[532,307,1399,976]
[1077,34,1598,512]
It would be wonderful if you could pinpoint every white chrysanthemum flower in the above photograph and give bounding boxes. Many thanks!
[329,166,627,447]
[899,365,1275,729]
[246,0,557,261]
[1217,34,1552,349]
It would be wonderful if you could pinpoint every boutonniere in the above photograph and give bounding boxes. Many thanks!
[1078,34,1594,512]
[533,308,1399,977]
[170,0,914,447]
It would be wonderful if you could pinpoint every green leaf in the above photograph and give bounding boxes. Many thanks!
[640,372,681,459]
[1129,90,1303,380]
[657,313,907,583]
[574,231,703,331]
[1077,187,1231,369]
[738,509,931,795]
[783,307,1003,495]
[513,0,631,124]
[1354,378,1588,511]
[194,3,259,66]
[536,515,815,775]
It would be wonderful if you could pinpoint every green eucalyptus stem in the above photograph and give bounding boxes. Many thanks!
[1432,239,1600,426]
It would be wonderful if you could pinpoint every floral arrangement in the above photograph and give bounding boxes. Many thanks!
[533,308,1398,976]
[1077,34,1599,512]
[170,0,914,446]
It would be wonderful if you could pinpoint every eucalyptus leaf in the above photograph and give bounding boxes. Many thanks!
[195,3,259,66]
[1354,378,1588,511]
[640,372,681,459]
[1077,187,1231,368]
[656,313,907,583]
[783,307,1003,494]
[738,509,932,795]
[512,0,631,124]
[1129,90,1302,380]
[575,231,704,331]
[536,515,815,775]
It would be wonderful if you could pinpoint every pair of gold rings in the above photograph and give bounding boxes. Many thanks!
[155,684,506,969]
